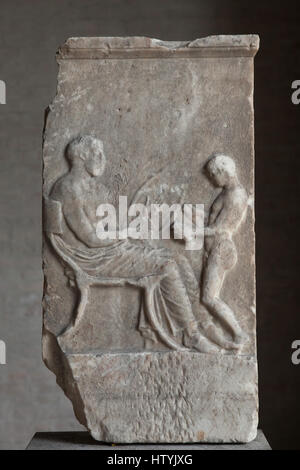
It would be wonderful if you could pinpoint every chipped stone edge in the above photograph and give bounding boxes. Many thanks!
[42,331,259,444]
[67,351,259,444]
[57,35,260,60]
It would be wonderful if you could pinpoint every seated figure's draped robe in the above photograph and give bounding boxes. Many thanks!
[47,198,196,351]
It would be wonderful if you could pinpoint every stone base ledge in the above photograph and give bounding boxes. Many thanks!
[57,351,258,444]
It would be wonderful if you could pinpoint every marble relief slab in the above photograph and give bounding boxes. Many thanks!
[42,36,259,443]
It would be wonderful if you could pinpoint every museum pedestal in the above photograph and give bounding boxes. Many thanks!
[26,430,271,450]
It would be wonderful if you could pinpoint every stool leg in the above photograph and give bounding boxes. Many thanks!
[74,284,89,328]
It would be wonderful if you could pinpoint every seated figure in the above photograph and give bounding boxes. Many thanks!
[44,135,217,353]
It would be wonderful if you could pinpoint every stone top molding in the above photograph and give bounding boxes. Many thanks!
[57,35,260,60]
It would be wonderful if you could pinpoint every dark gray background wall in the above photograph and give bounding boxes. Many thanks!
[0,0,299,450]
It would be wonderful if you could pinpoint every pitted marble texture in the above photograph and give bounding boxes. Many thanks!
[46,347,258,443]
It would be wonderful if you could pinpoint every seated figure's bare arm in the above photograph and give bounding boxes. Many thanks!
[51,181,114,248]
[63,202,114,248]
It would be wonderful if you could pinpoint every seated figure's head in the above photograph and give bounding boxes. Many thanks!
[205,154,237,187]
[66,135,106,177]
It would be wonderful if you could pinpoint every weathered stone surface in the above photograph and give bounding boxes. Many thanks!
[42,35,259,443]
[43,346,258,443]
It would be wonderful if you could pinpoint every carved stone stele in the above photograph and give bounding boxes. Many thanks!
[42,36,259,443]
